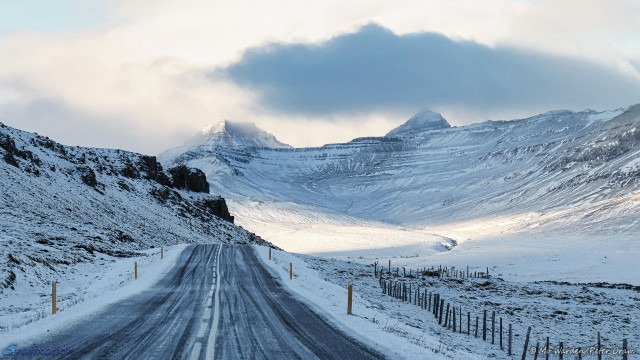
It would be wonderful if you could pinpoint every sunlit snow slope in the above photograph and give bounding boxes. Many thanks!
[160,105,640,280]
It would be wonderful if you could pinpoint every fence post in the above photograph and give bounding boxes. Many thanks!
[508,324,512,356]
[483,310,487,341]
[443,303,450,328]
[289,263,292,280]
[492,311,496,344]
[269,247,272,260]
[500,317,503,349]
[467,312,470,335]
[559,342,563,360]
[52,282,57,315]
[439,299,445,324]
[623,339,628,360]
[452,306,456,332]
[135,262,138,279]
[533,341,540,360]
[522,326,531,360]
[347,281,353,315]
[176,235,178,245]
[388,260,391,273]
[459,306,462,333]
[161,247,164,259]
[475,316,479,338]
[545,337,549,360]
[597,332,601,360]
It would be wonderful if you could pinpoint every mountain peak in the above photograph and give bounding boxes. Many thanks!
[201,119,230,134]
[196,119,292,149]
[386,110,451,138]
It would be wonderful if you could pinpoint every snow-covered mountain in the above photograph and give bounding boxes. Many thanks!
[0,121,263,326]
[386,109,451,138]
[159,105,640,249]
[160,119,291,161]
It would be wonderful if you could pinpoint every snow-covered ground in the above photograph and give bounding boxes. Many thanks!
[253,245,484,360]
[230,199,640,286]
[2,245,187,339]
[254,245,640,359]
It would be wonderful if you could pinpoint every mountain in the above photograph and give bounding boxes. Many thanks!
[386,110,451,138]
[0,121,262,318]
[159,106,640,241]
[160,119,291,162]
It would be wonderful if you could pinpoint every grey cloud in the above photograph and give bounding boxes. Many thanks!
[217,24,640,116]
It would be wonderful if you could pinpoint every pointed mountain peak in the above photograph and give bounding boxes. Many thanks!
[386,110,451,138]
[195,119,292,149]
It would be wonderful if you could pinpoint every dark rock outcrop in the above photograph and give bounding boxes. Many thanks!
[78,166,98,187]
[168,165,210,193]
[200,198,234,223]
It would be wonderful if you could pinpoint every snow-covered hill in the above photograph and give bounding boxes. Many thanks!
[0,122,262,330]
[160,106,640,227]
[159,105,640,284]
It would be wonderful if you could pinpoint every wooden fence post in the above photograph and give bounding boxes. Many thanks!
[533,341,540,360]
[134,262,138,279]
[459,306,462,333]
[500,317,503,349]
[597,332,601,360]
[452,306,456,332]
[289,263,292,280]
[522,326,531,360]
[623,339,628,360]
[443,303,450,328]
[559,342,563,360]
[269,247,271,260]
[508,324,512,356]
[161,247,164,259]
[347,281,353,315]
[483,310,487,341]
[52,282,57,315]
[176,235,178,245]
[388,260,391,273]
[467,312,470,335]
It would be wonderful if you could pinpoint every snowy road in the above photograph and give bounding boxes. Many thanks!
[31,244,382,359]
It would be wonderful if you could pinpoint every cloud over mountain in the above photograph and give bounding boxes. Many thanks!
[219,24,640,116]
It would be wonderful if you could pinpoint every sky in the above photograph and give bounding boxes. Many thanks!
[0,0,639,154]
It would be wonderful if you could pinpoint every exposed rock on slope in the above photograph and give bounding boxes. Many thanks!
[0,121,257,299]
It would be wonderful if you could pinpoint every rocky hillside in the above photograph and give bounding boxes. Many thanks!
[0,121,260,295]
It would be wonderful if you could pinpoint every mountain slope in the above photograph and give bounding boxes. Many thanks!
[160,107,638,226]
[0,121,262,328]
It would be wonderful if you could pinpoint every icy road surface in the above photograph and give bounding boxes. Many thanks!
[30,244,382,359]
